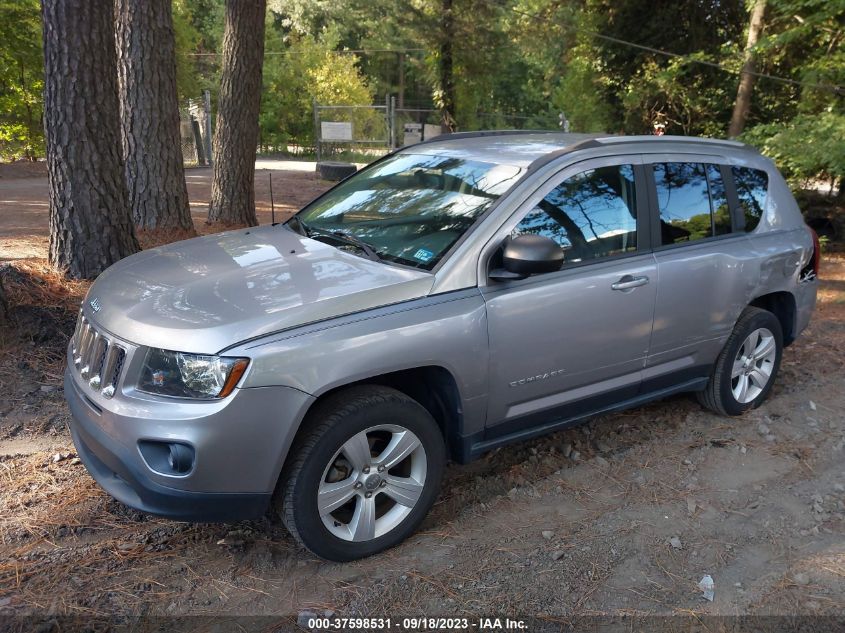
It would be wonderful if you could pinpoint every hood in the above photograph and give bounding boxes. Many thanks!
[85,225,434,353]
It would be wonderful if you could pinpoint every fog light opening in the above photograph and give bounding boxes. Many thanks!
[168,443,194,474]
[138,440,195,476]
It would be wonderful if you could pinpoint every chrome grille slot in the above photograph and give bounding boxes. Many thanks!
[70,311,127,399]
[71,313,84,351]
[88,337,109,390]
[80,331,99,378]
[109,348,125,385]
[101,346,126,399]
[75,323,94,367]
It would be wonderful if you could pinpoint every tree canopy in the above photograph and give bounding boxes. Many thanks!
[1,0,842,188]
[0,0,43,160]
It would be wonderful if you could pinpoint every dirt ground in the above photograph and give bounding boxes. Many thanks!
[0,159,323,261]
[1,161,844,629]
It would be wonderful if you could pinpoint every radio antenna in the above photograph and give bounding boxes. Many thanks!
[269,171,276,225]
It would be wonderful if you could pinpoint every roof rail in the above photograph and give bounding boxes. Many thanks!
[593,134,748,149]
[408,131,750,153]
[411,129,561,148]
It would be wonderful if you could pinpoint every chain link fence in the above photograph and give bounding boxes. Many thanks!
[180,91,213,167]
[313,97,561,161]
[313,98,391,162]
[176,94,560,165]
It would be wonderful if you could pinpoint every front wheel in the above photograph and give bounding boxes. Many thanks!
[697,307,783,416]
[276,385,445,561]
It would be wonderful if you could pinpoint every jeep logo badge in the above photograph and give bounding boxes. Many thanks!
[89,297,101,313]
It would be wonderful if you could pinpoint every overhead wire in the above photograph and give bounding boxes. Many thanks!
[509,6,844,95]
[185,9,844,96]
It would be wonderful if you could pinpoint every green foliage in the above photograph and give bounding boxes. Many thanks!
[0,0,43,160]
[620,53,736,136]
[185,0,226,53]
[551,55,615,133]
[0,0,223,161]
[743,0,845,188]
[172,0,207,100]
[260,25,375,148]
[744,111,845,186]
[1,0,841,192]
[169,0,225,108]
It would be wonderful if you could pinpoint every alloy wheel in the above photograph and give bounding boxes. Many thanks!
[317,424,427,542]
[731,327,777,404]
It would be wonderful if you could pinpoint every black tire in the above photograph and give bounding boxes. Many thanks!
[317,161,357,181]
[276,385,445,561]
[697,307,783,416]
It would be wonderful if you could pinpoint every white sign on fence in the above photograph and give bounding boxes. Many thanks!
[403,123,422,146]
[320,121,353,141]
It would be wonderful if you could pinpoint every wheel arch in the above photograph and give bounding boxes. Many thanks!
[749,290,797,346]
[297,366,466,463]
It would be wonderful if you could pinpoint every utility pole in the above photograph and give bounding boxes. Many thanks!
[313,98,321,162]
[203,89,213,167]
[397,52,405,110]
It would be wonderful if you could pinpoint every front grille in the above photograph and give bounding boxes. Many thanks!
[71,312,127,399]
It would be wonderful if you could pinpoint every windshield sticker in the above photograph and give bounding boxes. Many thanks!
[413,248,434,263]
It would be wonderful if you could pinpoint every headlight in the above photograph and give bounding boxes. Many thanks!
[137,348,249,399]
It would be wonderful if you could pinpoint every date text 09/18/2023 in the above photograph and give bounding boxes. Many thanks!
[306,617,529,630]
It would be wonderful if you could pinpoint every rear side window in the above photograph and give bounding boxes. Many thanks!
[654,162,734,245]
[512,164,638,263]
[707,165,732,236]
[732,167,768,232]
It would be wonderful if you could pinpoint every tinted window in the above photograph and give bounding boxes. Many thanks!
[654,163,713,244]
[707,164,732,236]
[732,166,768,232]
[295,153,523,269]
[512,164,638,263]
[655,162,738,245]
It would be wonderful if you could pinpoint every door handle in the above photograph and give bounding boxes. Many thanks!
[611,275,649,291]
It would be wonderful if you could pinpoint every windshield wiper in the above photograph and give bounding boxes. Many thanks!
[287,216,384,263]
[323,229,383,262]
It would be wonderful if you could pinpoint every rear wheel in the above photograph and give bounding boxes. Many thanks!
[697,307,783,416]
[276,385,445,561]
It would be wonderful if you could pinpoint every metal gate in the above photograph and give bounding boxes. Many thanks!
[314,96,562,159]
[313,97,392,162]
[180,91,213,167]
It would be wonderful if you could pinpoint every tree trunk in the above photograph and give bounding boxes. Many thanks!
[438,0,457,132]
[728,0,766,139]
[42,0,139,280]
[115,0,193,232]
[207,0,267,226]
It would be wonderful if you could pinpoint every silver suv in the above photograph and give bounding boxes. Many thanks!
[65,132,819,560]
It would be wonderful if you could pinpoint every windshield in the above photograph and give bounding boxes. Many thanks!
[293,153,524,269]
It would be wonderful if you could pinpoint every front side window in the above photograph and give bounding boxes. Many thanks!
[512,164,638,263]
[294,153,524,269]
[732,166,768,232]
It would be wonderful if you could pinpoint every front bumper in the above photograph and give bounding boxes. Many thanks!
[64,364,314,522]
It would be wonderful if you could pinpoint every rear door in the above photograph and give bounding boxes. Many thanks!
[480,155,657,433]
[644,154,755,387]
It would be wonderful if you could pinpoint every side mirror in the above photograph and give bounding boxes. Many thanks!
[489,234,564,281]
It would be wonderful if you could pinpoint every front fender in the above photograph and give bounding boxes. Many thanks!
[226,290,490,431]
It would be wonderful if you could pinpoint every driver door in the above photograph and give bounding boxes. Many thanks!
[480,156,657,435]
